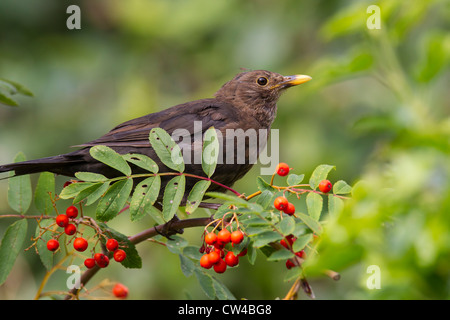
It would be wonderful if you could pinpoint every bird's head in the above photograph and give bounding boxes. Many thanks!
[214,70,311,127]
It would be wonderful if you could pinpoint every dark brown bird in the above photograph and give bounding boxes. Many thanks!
[0,70,311,199]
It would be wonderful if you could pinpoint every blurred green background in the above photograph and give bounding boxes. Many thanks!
[0,0,449,299]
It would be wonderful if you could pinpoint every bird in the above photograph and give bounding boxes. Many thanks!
[0,70,311,203]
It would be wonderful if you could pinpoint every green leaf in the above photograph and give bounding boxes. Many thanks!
[186,180,211,214]
[255,190,274,209]
[35,219,55,270]
[89,145,132,176]
[333,180,352,194]
[8,152,32,214]
[194,269,215,299]
[162,175,186,221]
[306,192,323,220]
[0,219,28,285]
[278,216,295,236]
[0,92,18,106]
[122,153,158,173]
[267,248,295,261]
[292,234,313,253]
[0,78,33,96]
[179,254,196,277]
[201,127,219,177]
[205,192,248,206]
[59,182,96,199]
[75,172,108,182]
[99,223,142,268]
[149,128,184,172]
[96,179,133,222]
[74,182,110,206]
[256,176,276,192]
[287,174,304,186]
[328,195,344,216]
[251,230,284,248]
[309,164,335,190]
[34,172,55,215]
[212,277,236,300]
[284,266,303,282]
[296,212,323,235]
[165,235,189,254]
[129,176,161,222]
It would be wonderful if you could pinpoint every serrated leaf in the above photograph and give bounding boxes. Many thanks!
[73,182,109,205]
[0,219,28,285]
[292,234,313,253]
[333,180,352,194]
[186,180,211,214]
[256,176,276,192]
[90,145,131,176]
[255,190,274,209]
[296,212,323,235]
[202,127,219,177]
[212,277,236,300]
[287,174,304,186]
[34,172,55,215]
[328,195,344,216]
[8,152,32,214]
[278,216,295,236]
[309,164,335,189]
[149,128,184,172]
[251,230,284,248]
[306,192,323,220]
[162,175,186,221]
[205,192,248,206]
[96,179,133,222]
[267,248,295,261]
[129,176,161,222]
[179,254,196,277]
[59,182,96,199]
[166,235,188,254]
[75,172,108,182]
[122,153,158,173]
[35,219,55,270]
[194,269,215,299]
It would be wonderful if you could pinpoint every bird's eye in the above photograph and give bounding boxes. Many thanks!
[257,77,268,86]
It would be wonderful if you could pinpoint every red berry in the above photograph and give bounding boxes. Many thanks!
[64,223,77,236]
[84,258,96,269]
[63,181,72,188]
[94,253,109,268]
[295,250,305,259]
[280,235,296,249]
[319,179,332,193]
[66,205,79,219]
[204,232,217,245]
[274,196,289,211]
[73,237,88,252]
[214,240,226,250]
[286,260,295,269]
[46,239,59,252]
[208,250,221,265]
[224,252,239,267]
[276,163,290,176]
[230,230,244,244]
[56,214,69,227]
[200,254,213,269]
[283,202,296,216]
[112,283,128,299]
[238,248,248,257]
[113,249,127,262]
[106,238,119,251]
[213,258,227,274]
[217,229,231,244]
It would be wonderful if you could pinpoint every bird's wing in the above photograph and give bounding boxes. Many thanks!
[74,99,241,148]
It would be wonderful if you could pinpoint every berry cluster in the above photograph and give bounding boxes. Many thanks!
[199,228,246,274]
[279,235,306,269]
[44,204,126,269]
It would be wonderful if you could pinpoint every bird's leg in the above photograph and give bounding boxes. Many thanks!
[198,202,222,210]
[153,203,184,240]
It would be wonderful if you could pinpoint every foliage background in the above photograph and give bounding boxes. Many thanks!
[0,0,449,299]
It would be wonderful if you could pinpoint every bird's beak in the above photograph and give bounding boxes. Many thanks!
[272,74,312,89]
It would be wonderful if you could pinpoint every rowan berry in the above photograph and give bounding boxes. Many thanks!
[286,260,295,269]
[112,283,128,299]
[224,252,239,267]
[113,249,127,262]
[230,230,244,244]
[295,250,305,259]
[64,223,77,236]
[319,179,332,193]
[106,238,119,251]
[46,239,59,252]
[56,214,69,228]
[94,253,109,268]
[204,232,217,245]
[73,237,88,252]
[217,229,231,244]
[238,248,248,257]
[200,254,213,269]
[276,163,290,176]
[280,235,296,249]
[213,258,227,273]
[65,205,78,219]
[84,258,95,269]
[208,250,221,265]
[274,196,289,211]
[283,202,295,216]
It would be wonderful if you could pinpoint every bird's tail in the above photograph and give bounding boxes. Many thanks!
[0,155,81,179]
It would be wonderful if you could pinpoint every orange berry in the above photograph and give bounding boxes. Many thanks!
[225,252,239,267]
[276,163,290,176]
[73,237,88,252]
[204,232,217,245]
[200,254,213,269]
[230,230,244,244]
[213,259,227,273]
[46,239,59,252]
[56,214,69,228]
[274,196,289,211]
[112,283,128,299]
[319,180,332,193]
[217,229,231,244]
[283,202,295,215]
